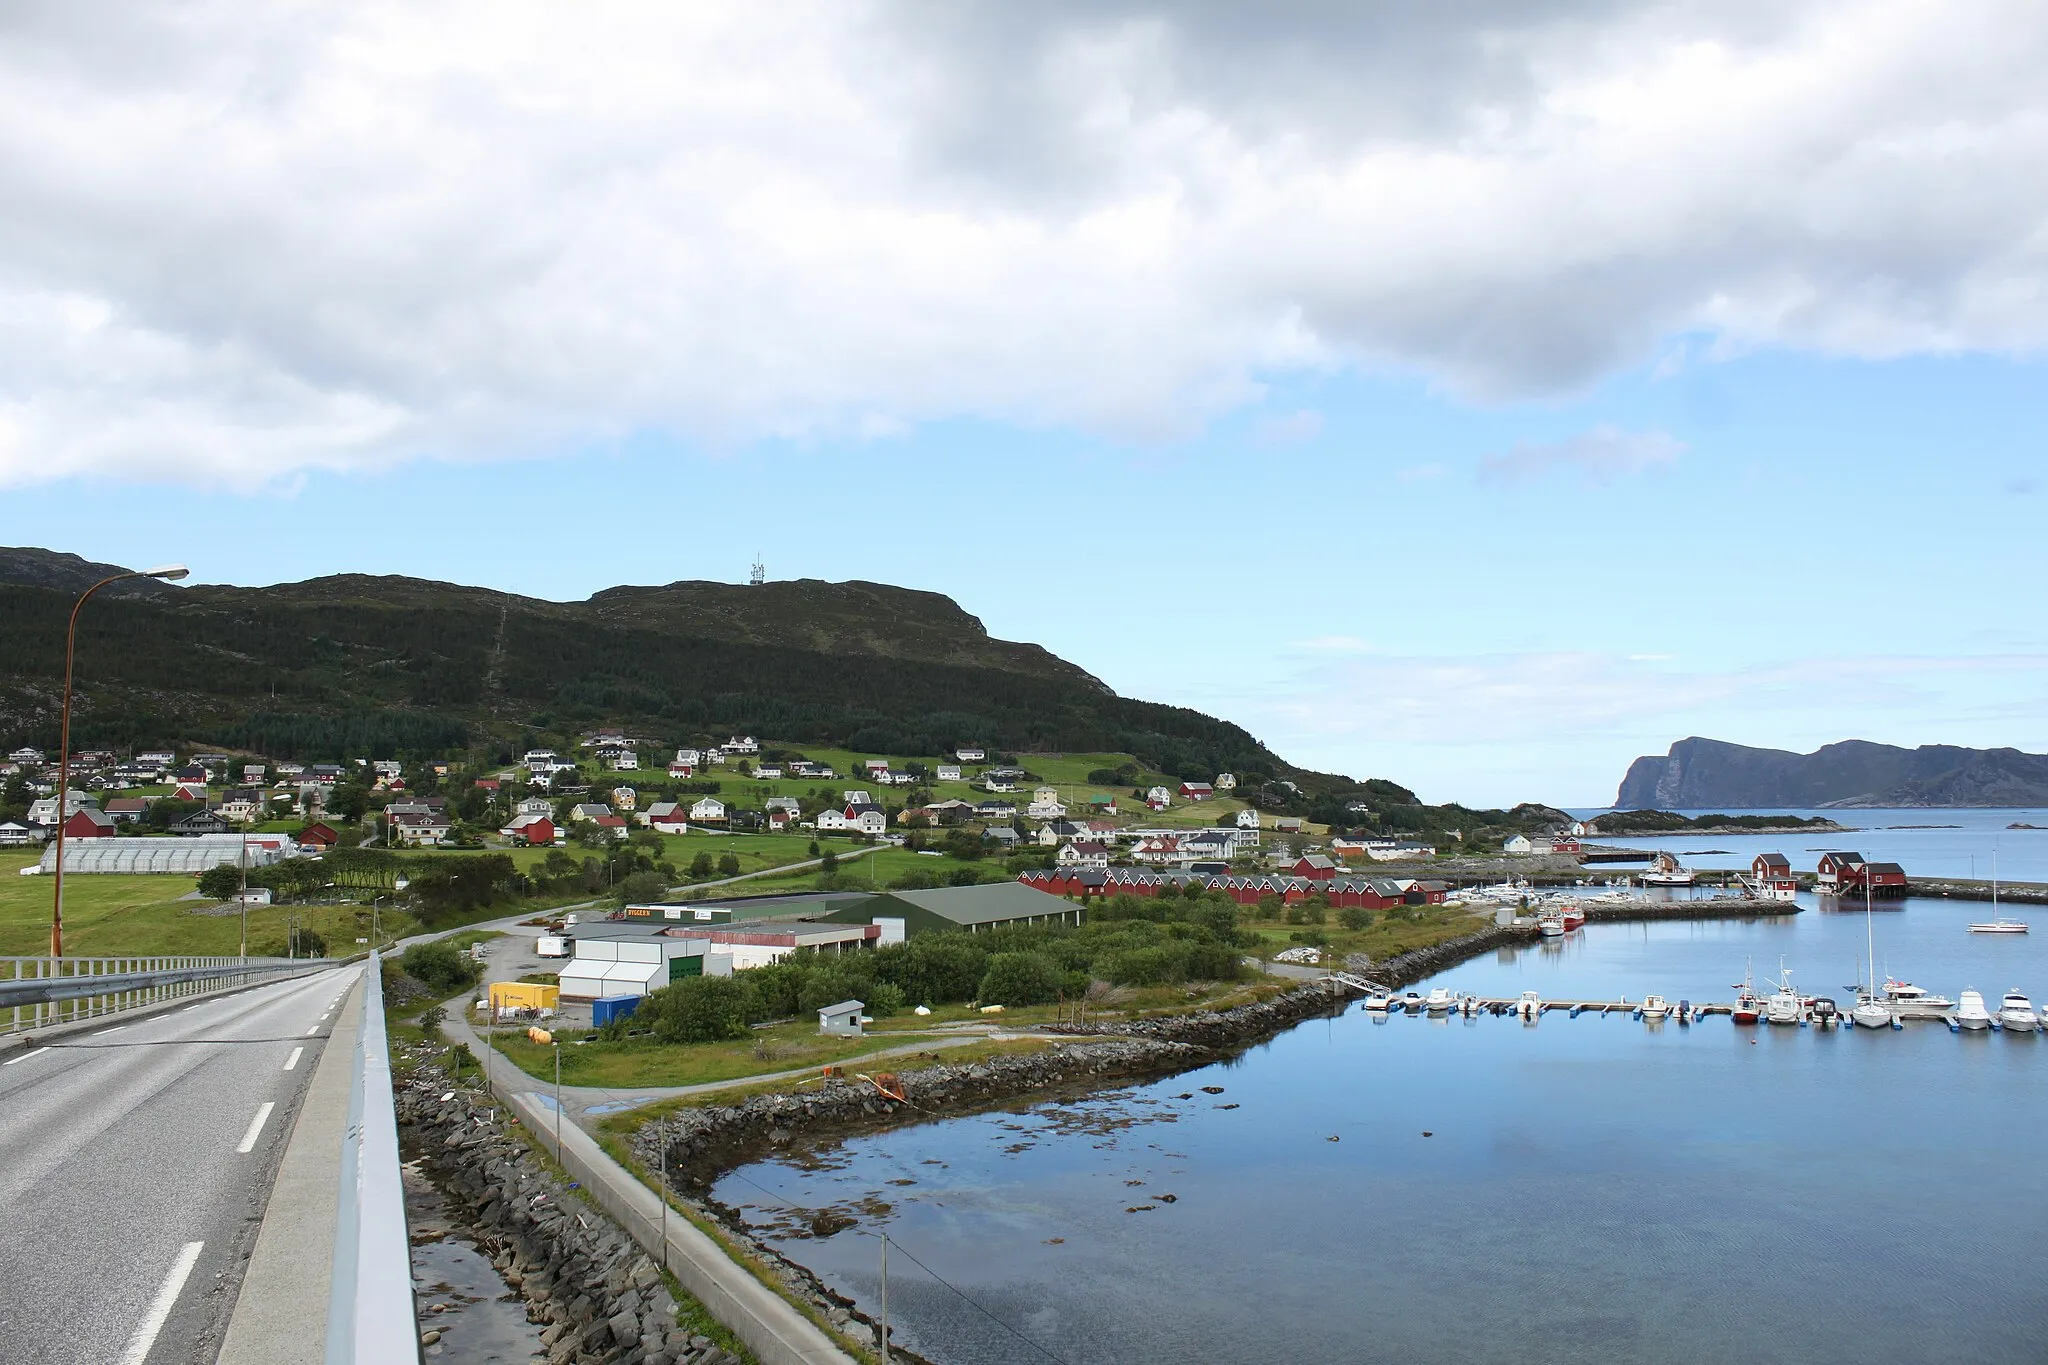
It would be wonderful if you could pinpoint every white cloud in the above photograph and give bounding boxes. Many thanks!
[2,1,2046,486]
[1479,425,1683,484]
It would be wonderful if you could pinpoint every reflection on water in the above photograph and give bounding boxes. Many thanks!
[717,900,2048,1365]
[402,1156,545,1363]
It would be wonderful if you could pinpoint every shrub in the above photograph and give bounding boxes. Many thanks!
[1337,906,1373,931]
[615,870,667,906]
[866,982,906,1018]
[400,940,481,993]
[196,864,242,901]
[977,952,1064,1007]
[639,975,749,1043]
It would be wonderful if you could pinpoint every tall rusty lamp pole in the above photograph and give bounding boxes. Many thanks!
[50,563,190,958]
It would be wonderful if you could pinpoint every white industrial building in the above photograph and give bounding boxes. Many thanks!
[557,934,733,1001]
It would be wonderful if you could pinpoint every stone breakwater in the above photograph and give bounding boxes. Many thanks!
[397,1070,745,1365]
[641,1037,1209,1188]
[1582,897,1800,922]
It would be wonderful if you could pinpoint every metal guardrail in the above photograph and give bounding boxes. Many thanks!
[1,955,332,1034]
[326,952,420,1365]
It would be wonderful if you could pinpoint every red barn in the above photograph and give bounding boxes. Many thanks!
[297,822,340,851]
[509,816,557,847]
[1290,854,1338,882]
[60,809,116,839]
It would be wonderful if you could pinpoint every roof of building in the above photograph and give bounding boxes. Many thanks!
[872,880,1070,928]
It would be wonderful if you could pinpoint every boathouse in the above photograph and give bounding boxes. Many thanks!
[1751,852,1799,899]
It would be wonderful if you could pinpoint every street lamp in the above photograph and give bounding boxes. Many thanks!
[50,563,189,958]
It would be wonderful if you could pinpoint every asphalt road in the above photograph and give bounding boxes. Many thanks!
[0,965,356,1365]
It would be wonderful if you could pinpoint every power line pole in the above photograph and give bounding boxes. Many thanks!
[878,1232,889,1360]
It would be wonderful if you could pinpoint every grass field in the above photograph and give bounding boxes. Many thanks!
[0,848,414,956]
[1243,903,1494,965]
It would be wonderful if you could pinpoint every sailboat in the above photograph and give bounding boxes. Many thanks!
[1850,877,1895,1030]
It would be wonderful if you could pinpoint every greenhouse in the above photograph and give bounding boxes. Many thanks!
[37,834,301,876]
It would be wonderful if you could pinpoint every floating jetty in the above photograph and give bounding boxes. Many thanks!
[1325,972,1973,1028]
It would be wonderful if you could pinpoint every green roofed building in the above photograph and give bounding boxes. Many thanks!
[816,880,1080,937]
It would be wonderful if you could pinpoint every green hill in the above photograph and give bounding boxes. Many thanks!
[0,549,1274,782]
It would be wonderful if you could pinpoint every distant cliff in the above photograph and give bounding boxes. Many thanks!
[1615,737,2048,809]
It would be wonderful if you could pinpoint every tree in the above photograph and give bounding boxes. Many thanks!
[327,783,370,824]
[615,870,667,906]
[197,863,242,901]
[716,852,741,877]
[807,841,820,857]
[819,849,838,874]
[639,975,748,1043]
[977,952,1063,1007]
[1338,906,1373,931]
[400,940,480,993]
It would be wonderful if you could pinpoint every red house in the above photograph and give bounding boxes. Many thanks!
[473,778,501,792]
[1179,781,1215,801]
[1815,851,1866,894]
[508,816,557,846]
[60,808,116,839]
[297,822,341,851]
[1290,854,1338,882]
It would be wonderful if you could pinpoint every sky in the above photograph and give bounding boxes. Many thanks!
[3,1,2046,807]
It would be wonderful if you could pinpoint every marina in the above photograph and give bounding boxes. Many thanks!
[715,890,2048,1364]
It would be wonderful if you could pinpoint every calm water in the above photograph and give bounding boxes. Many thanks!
[717,897,2048,1364]
[1572,806,2048,883]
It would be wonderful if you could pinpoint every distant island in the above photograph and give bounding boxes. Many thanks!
[1587,809,1848,836]
[1614,737,2048,809]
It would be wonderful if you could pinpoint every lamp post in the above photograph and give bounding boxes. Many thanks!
[50,563,189,958]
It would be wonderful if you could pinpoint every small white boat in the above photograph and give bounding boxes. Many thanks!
[1537,913,1566,937]
[1996,990,2040,1031]
[1639,994,1670,1020]
[1956,989,1993,1031]
[1850,997,1894,1029]
[1968,919,2029,934]
[1514,989,1544,1020]
[1363,993,1393,1012]
[1765,961,1805,1025]
[1424,987,1454,1013]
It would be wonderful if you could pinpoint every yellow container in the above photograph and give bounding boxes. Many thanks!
[488,981,561,1013]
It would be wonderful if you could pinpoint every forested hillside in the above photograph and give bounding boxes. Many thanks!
[0,549,1276,782]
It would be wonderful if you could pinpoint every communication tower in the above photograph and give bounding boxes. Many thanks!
[749,555,765,586]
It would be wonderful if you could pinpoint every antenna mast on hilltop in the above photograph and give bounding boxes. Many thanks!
[749,554,765,586]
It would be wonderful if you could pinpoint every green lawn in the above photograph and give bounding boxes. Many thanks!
[0,848,417,956]
[485,1016,937,1090]
[1243,903,1495,964]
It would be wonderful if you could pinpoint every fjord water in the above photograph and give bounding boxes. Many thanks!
[1576,806,2048,882]
[716,896,2047,1364]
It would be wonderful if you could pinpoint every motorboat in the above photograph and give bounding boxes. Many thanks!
[1968,919,2030,934]
[1537,913,1566,937]
[1880,978,1954,1010]
[1515,989,1544,1020]
[1732,991,1763,1025]
[1424,987,1455,1013]
[1363,993,1393,1012]
[1996,990,2040,1032]
[1809,996,1840,1028]
[1559,906,1586,932]
[1956,989,1993,1031]
[1639,994,1670,1020]
[1398,991,1426,1012]
[1765,963,1805,1025]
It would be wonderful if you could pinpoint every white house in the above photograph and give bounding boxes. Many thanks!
[393,813,453,847]
[674,748,702,767]
[725,736,759,754]
[763,796,801,814]
[954,747,985,762]
[1502,834,1534,855]
[756,766,783,780]
[1026,797,1067,820]
[688,796,728,823]
[1235,808,1261,829]
[27,793,96,825]
[609,752,639,771]
[570,803,613,823]
[1056,840,1111,867]
[845,804,887,835]
[1145,786,1173,811]
[842,789,875,807]
[816,809,850,831]
[983,773,1017,794]
[517,796,554,817]
[1214,773,1238,790]
[936,765,962,782]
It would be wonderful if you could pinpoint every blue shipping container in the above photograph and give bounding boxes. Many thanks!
[592,995,641,1028]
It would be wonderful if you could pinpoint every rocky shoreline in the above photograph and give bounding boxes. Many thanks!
[397,1071,751,1365]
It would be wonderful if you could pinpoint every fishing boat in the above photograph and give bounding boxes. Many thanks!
[1968,919,2029,934]
[1639,994,1670,1020]
[1730,959,1764,1024]
[1956,989,1993,1031]
[1537,913,1566,937]
[1640,851,1695,887]
[1559,906,1586,932]
[1424,986,1454,1013]
[1996,990,2040,1032]
[1514,989,1544,1020]
[1765,962,1805,1025]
